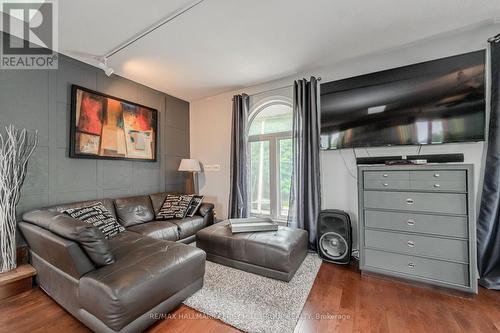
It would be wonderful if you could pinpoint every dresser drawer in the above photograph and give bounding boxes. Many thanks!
[365,229,469,262]
[364,179,410,190]
[364,249,470,287]
[410,180,466,192]
[410,170,466,192]
[364,210,468,238]
[410,170,466,182]
[364,170,409,180]
[363,191,467,215]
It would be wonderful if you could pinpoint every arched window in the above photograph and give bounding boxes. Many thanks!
[248,100,293,221]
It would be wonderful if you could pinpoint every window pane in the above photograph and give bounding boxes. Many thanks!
[279,138,292,217]
[249,104,293,135]
[250,141,270,215]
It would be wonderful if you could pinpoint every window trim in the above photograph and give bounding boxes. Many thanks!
[247,98,293,223]
[277,137,292,220]
[248,99,293,130]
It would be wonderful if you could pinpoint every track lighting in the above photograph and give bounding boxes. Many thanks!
[67,0,205,77]
[98,57,114,77]
[104,66,114,77]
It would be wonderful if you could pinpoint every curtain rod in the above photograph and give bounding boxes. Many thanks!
[249,77,322,97]
[249,84,292,97]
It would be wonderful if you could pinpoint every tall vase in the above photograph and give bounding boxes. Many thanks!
[0,126,37,273]
[0,198,17,272]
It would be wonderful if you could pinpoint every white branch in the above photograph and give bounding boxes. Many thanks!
[0,125,38,272]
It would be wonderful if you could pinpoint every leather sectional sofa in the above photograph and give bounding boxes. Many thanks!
[19,192,215,333]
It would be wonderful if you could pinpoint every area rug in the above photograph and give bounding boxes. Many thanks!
[183,253,322,333]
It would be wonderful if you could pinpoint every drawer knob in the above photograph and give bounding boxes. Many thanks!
[407,219,415,226]
[383,173,389,178]
[434,183,440,188]
[407,240,415,247]
[408,262,415,268]
[434,173,440,178]
[405,198,415,205]
[383,183,389,187]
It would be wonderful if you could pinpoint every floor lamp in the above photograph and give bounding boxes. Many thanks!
[178,159,201,194]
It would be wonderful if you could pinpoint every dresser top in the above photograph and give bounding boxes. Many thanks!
[358,163,473,172]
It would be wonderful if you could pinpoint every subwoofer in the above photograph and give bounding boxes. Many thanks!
[317,210,352,264]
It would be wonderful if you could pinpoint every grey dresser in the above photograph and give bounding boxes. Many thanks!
[358,164,477,293]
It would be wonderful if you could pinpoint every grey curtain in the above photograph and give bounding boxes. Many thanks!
[288,77,321,251]
[477,39,500,289]
[228,94,250,218]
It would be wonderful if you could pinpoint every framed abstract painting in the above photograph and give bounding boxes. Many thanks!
[70,85,158,161]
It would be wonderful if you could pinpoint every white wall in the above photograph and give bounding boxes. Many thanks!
[190,23,498,232]
[190,91,234,218]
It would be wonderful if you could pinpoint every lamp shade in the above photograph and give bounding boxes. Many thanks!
[178,159,201,172]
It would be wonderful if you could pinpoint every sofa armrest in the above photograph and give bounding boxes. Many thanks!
[22,210,115,266]
[18,222,96,279]
[197,203,214,218]
[197,203,215,226]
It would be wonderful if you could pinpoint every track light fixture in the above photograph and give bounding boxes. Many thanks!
[98,57,114,77]
[104,66,114,77]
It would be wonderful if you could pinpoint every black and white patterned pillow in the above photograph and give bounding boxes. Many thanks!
[185,195,204,217]
[64,203,125,239]
[157,194,193,220]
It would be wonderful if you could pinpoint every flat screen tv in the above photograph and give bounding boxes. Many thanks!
[320,50,486,150]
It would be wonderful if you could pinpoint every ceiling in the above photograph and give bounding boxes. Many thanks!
[6,1,500,101]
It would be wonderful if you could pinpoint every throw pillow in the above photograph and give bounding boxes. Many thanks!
[175,195,193,218]
[63,203,125,239]
[185,195,204,217]
[157,194,193,220]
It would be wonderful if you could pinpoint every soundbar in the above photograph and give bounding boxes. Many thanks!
[356,153,464,165]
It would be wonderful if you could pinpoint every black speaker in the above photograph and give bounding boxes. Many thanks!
[317,210,352,264]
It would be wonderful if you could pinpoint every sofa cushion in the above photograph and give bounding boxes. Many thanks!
[79,235,206,331]
[49,198,117,219]
[171,216,207,239]
[22,210,115,266]
[150,192,168,215]
[156,194,193,220]
[127,220,180,241]
[114,195,155,227]
[62,203,125,239]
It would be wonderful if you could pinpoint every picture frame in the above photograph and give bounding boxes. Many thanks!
[69,85,158,162]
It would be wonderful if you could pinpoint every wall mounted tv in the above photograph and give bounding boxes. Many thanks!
[320,50,486,150]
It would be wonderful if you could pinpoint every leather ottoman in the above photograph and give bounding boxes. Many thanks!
[196,221,308,281]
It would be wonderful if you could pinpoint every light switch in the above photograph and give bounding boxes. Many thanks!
[204,164,221,172]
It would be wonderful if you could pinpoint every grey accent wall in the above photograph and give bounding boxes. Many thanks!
[0,54,190,218]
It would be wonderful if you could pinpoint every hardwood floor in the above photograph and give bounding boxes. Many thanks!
[1,262,499,333]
